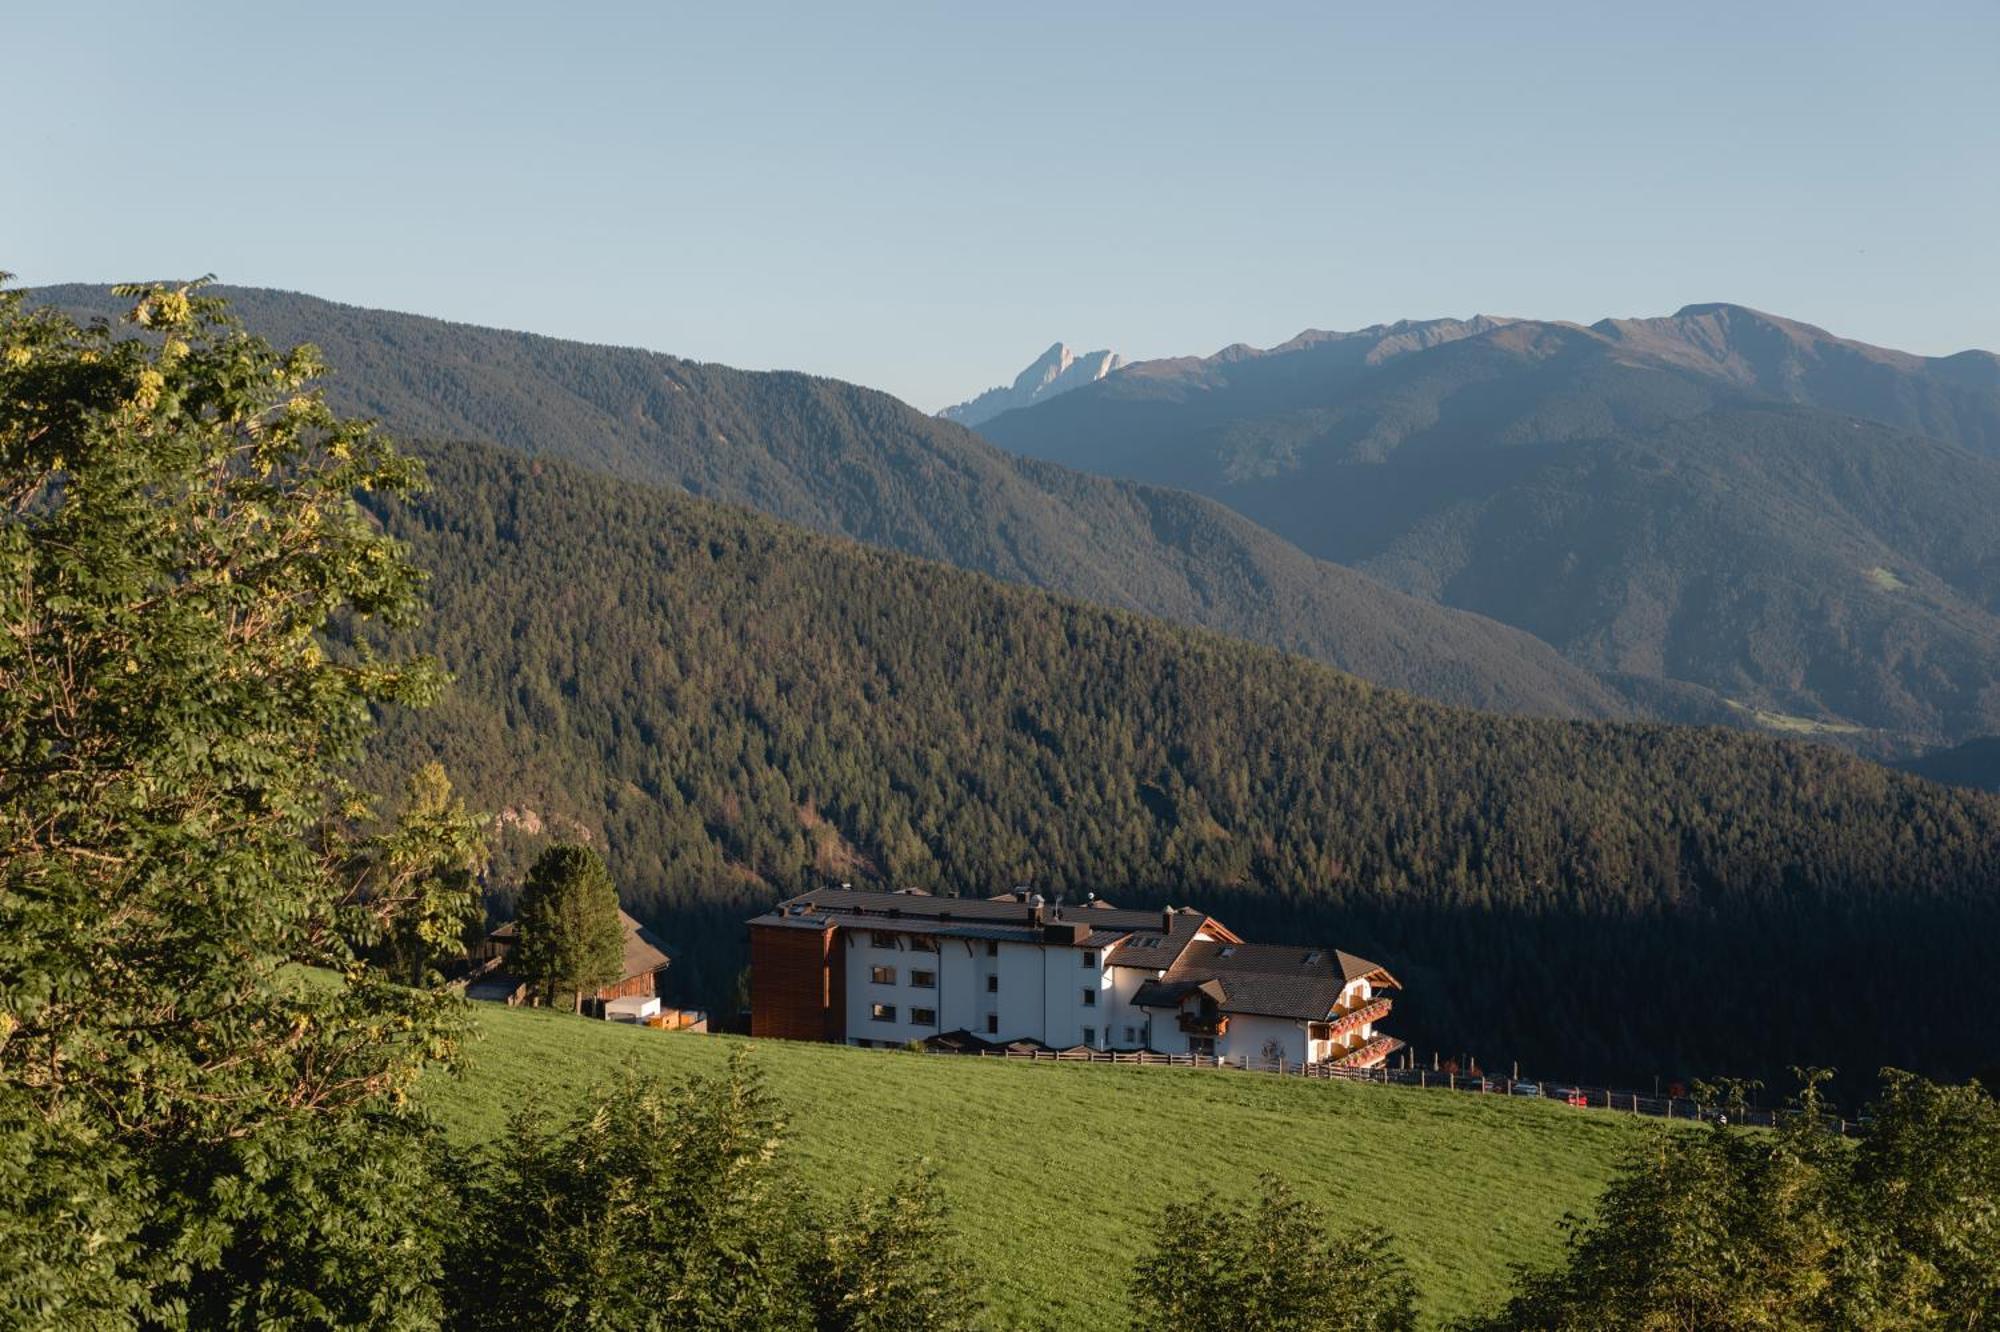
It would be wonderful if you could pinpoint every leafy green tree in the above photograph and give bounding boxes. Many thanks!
[455,1054,982,1332]
[1833,1072,2000,1325]
[0,274,468,1326]
[513,842,625,1011]
[810,1160,981,1332]
[1130,1174,1417,1331]
[1472,1069,2000,1330]
[354,762,487,987]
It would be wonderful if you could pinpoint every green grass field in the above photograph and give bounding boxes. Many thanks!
[427,1006,1669,1328]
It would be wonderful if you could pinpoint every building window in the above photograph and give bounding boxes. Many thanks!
[1123,1025,1138,1044]
[986,975,998,993]
[1082,1026,1096,1047]
[911,1007,937,1026]
[908,935,937,952]
[985,1014,998,1034]
[1081,950,1098,967]
[870,965,895,985]
[910,969,936,989]
[870,931,899,949]
[985,941,998,957]
[1081,988,1096,1007]
[870,1003,896,1023]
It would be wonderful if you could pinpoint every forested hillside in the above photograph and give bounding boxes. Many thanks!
[357,439,2000,1091]
[981,307,2000,751]
[35,284,1623,722]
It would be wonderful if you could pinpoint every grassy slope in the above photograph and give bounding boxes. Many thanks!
[429,1005,1666,1328]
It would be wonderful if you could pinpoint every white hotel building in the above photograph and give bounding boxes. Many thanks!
[748,886,1401,1068]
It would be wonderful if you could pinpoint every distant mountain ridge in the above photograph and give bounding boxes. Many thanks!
[939,341,1126,426]
[980,304,2000,752]
[35,284,1625,721]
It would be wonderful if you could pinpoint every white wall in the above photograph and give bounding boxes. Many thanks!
[1105,965,1157,1048]
[840,930,1142,1049]
[1219,1014,1309,1065]
[843,931,949,1046]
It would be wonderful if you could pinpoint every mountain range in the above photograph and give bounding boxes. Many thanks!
[37,285,1623,721]
[939,340,1125,427]
[978,306,2000,753]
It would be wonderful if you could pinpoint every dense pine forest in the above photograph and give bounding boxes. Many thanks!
[360,439,2000,1092]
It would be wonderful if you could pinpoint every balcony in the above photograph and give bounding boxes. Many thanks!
[1178,1010,1229,1037]
[1319,995,1392,1042]
[1331,1035,1404,1069]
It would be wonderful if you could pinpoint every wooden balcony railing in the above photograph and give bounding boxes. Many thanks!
[1178,1010,1229,1037]
[1321,996,1392,1041]
[1331,1035,1404,1069]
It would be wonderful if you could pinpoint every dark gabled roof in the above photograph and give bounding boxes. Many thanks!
[1131,942,1397,1022]
[747,887,1234,953]
[924,1029,992,1054]
[1330,948,1396,987]
[1130,977,1228,1009]
[1106,908,1224,972]
[486,909,670,983]
[621,912,672,981]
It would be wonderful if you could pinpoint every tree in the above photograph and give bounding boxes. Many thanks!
[455,1053,979,1332]
[354,762,487,987]
[0,274,468,1325]
[810,1161,981,1332]
[1833,1071,2000,1325]
[1129,1174,1417,1331]
[513,842,625,1012]
[1471,1069,2000,1330]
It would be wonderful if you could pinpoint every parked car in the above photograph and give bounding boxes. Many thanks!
[1552,1085,1590,1106]
[1510,1081,1541,1097]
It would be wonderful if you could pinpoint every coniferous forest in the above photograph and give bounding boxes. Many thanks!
[358,437,2000,1092]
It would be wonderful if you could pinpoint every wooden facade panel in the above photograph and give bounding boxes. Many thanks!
[750,923,843,1042]
[597,971,661,1002]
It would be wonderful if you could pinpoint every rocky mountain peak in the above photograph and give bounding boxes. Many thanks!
[941,342,1127,428]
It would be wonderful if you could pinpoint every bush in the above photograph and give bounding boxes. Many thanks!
[1130,1173,1417,1331]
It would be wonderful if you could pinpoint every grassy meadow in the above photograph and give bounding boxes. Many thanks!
[427,1005,1676,1327]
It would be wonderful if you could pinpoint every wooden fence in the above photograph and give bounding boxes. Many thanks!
[906,1044,1859,1136]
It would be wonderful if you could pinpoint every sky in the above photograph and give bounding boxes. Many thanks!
[6,2,1998,411]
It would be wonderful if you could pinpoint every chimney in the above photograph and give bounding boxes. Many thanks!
[1161,906,1174,934]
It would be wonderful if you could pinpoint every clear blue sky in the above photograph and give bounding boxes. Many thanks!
[6,2,1997,410]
